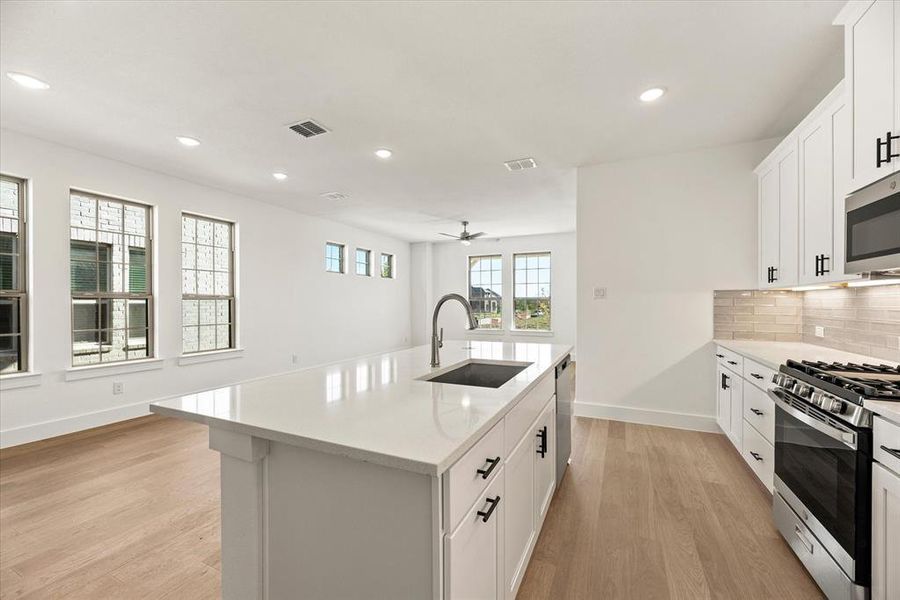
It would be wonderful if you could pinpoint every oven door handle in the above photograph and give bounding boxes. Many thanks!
[768,389,858,449]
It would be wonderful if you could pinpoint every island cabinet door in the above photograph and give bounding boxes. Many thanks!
[445,469,504,600]
[504,428,535,599]
[533,399,556,524]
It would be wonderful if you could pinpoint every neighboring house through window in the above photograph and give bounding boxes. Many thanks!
[513,252,551,331]
[325,242,344,273]
[380,253,394,278]
[181,214,235,354]
[468,255,502,329]
[69,190,152,365]
[0,175,27,374]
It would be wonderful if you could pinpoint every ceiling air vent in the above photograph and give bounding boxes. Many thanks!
[321,192,347,201]
[289,119,329,138]
[504,157,537,172]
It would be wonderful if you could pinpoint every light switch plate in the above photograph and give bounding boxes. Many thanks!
[815,326,825,338]
[593,287,607,300]
[112,381,124,395]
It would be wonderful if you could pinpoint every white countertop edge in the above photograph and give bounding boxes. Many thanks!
[867,400,900,426]
[713,339,899,371]
[151,345,572,476]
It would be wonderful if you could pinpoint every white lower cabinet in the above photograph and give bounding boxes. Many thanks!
[443,375,559,600]
[872,462,900,600]
[445,469,505,600]
[716,363,743,450]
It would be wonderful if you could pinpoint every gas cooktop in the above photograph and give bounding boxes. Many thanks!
[789,360,900,400]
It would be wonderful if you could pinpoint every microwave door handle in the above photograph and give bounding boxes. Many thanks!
[767,389,858,449]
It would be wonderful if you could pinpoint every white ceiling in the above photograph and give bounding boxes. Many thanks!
[0,1,843,242]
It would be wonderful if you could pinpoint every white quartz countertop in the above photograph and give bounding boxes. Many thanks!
[151,341,572,476]
[714,339,900,423]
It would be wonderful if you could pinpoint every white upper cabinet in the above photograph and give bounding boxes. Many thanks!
[757,144,799,289]
[839,0,899,191]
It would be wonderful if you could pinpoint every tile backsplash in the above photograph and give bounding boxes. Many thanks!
[714,284,900,362]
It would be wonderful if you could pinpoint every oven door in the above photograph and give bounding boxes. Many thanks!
[770,389,871,584]
[845,174,900,273]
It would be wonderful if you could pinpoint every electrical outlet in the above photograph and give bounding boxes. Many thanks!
[112,381,124,395]
[815,326,825,338]
[292,354,299,365]
[593,287,607,300]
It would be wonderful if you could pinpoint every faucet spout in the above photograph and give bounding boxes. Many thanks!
[431,293,478,367]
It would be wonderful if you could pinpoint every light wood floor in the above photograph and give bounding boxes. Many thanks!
[0,416,824,599]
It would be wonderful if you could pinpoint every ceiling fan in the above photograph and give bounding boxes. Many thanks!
[439,221,485,246]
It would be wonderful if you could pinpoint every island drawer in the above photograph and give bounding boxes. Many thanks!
[743,358,777,391]
[504,374,555,456]
[444,419,504,532]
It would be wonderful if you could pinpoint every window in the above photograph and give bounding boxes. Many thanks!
[181,214,235,354]
[355,248,371,276]
[380,253,394,278]
[325,242,344,273]
[0,175,26,374]
[70,191,152,366]
[513,252,551,331]
[468,255,502,329]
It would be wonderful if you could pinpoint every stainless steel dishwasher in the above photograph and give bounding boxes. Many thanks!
[555,355,573,486]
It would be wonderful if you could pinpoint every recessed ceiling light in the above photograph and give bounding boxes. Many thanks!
[6,72,50,90]
[321,192,348,201]
[639,87,666,102]
[176,136,201,147]
[272,172,288,181]
[374,148,393,159]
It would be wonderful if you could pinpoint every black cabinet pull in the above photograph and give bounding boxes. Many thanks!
[476,456,500,480]
[536,426,548,458]
[815,254,821,277]
[881,446,900,461]
[751,373,764,380]
[820,255,830,275]
[876,132,900,168]
[750,408,764,416]
[727,360,738,366]
[771,267,778,282]
[715,354,725,358]
[721,373,729,390]
[477,496,500,523]
[750,451,763,462]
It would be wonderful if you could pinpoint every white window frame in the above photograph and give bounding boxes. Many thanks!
[0,174,28,376]
[512,251,552,333]
[467,254,503,330]
[325,241,346,274]
[355,247,372,277]
[181,212,237,355]
[69,189,154,367]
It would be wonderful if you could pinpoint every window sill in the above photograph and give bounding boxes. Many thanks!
[0,371,43,390]
[178,348,244,366]
[510,329,554,337]
[467,328,505,335]
[65,358,164,382]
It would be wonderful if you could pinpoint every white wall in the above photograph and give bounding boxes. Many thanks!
[0,129,411,447]
[575,138,777,431]
[411,232,576,350]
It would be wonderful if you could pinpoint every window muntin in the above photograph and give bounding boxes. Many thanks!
[356,248,371,276]
[513,252,551,331]
[70,191,152,365]
[380,253,394,278]
[0,175,27,374]
[325,242,345,273]
[468,255,502,329]
[182,214,235,354]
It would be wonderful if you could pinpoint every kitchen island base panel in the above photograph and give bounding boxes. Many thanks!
[212,427,438,600]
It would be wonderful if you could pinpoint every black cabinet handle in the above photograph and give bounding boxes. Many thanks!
[750,408,764,416]
[821,255,830,275]
[727,360,738,366]
[476,456,500,480]
[750,373,764,380]
[771,267,778,282]
[815,254,821,277]
[750,451,763,462]
[536,426,548,458]
[477,495,500,523]
[721,373,730,390]
[876,132,900,168]
[715,354,725,358]
[881,446,900,461]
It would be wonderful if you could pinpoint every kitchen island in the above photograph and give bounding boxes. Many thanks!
[151,340,572,600]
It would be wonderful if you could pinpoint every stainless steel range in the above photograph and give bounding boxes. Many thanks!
[769,359,900,600]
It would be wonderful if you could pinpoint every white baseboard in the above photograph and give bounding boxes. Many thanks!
[0,401,152,449]
[574,401,720,433]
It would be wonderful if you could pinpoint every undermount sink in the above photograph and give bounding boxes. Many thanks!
[420,360,532,389]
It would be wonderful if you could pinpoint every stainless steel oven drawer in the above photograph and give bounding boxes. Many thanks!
[773,493,866,600]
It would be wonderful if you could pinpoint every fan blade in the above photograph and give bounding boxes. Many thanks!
[467,232,486,239]
[438,232,460,239]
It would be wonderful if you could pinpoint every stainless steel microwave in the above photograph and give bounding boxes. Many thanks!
[845,173,900,273]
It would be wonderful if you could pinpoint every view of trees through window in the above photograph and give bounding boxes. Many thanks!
[514,252,551,331]
[0,175,26,373]
[468,255,502,329]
